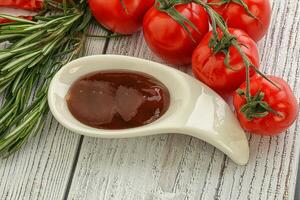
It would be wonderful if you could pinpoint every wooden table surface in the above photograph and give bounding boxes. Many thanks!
[0,0,299,199]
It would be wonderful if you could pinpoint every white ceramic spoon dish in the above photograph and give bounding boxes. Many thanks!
[48,55,249,165]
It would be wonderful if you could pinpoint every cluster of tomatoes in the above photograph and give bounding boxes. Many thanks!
[88,0,298,136]
[0,0,298,136]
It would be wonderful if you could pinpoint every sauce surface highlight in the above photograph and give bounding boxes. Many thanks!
[66,70,170,130]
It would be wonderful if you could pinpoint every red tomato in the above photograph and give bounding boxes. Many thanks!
[143,3,209,65]
[88,0,154,35]
[192,28,260,97]
[0,0,43,10]
[233,75,298,135]
[207,0,271,42]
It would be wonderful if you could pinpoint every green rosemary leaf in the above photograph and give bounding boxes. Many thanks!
[0,105,16,125]
[0,34,26,42]
[0,52,13,62]
[0,24,32,31]
[10,41,41,54]
[0,14,37,24]
[13,30,46,48]
[11,70,26,95]
[1,51,41,71]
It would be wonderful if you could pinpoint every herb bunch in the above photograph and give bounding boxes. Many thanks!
[0,0,91,157]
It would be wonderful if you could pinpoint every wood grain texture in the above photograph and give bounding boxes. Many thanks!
[0,26,107,200]
[0,0,299,199]
[66,0,300,199]
[296,166,300,200]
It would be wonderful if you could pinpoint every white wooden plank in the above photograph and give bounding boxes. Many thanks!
[67,0,300,199]
[0,115,80,200]
[216,0,300,199]
[0,24,107,200]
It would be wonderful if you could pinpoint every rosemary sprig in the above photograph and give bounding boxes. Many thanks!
[0,1,91,157]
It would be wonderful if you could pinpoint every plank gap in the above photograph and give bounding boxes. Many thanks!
[62,135,84,200]
[295,168,300,199]
[294,149,300,200]
[213,155,227,199]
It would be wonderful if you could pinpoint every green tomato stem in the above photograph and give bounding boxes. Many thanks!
[194,0,252,101]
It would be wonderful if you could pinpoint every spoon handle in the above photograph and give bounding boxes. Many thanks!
[175,74,250,165]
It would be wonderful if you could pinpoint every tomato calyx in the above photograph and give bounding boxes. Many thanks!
[237,89,280,120]
[155,0,200,41]
[208,32,239,70]
[209,32,235,52]
[194,0,240,70]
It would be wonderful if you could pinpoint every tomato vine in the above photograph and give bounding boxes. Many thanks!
[155,0,279,119]
[207,0,257,20]
[119,0,129,14]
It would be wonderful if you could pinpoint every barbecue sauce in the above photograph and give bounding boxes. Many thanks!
[66,71,170,130]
